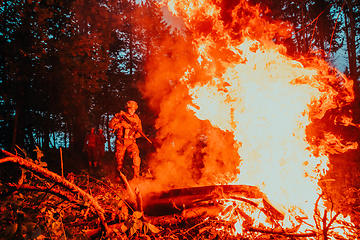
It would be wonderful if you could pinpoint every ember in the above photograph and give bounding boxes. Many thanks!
[140,0,359,238]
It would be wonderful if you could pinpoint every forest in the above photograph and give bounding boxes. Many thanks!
[1,0,360,239]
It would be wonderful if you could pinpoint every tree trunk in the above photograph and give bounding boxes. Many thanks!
[72,106,88,152]
[129,0,135,77]
[64,119,68,149]
[11,105,18,152]
[66,116,74,152]
[11,82,26,151]
[43,111,50,151]
[344,7,351,66]
[345,0,358,82]
[318,8,325,57]
[27,126,36,151]
[301,1,306,54]
[106,112,111,152]
[73,119,86,152]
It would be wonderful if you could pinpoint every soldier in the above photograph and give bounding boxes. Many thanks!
[109,100,143,180]
[96,129,106,167]
[84,127,98,168]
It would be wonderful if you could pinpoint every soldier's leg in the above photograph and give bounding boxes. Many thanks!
[93,148,99,168]
[88,146,96,168]
[115,139,127,172]
[133,164,140,178]
[128,143,141,178]
[98,149,104,167]
[88,149,92,168]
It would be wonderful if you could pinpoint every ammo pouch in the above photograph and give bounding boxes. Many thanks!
[122,138,135,145]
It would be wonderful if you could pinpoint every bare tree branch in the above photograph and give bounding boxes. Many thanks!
[0,149,109,236]
[4,183,73,202]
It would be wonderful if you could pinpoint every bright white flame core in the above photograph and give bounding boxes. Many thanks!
[184,39,327,219]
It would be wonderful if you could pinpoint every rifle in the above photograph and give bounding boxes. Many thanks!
[121,114,153,144]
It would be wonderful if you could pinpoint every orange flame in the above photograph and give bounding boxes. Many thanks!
[142,0,357,234]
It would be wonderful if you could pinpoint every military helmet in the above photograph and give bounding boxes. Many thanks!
[126,100,138,110]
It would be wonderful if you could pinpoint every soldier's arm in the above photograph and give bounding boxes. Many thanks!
[109,114,122,130]
[134,117,143,138]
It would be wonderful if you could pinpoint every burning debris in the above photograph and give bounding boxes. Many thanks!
[134,183,356,239]
[2,149,359,239]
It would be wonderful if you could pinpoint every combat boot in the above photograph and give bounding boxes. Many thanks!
[115,165,123,183]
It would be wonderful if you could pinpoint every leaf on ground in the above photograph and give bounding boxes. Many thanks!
[121,223,128,233]
[131,225,140,236]
[133,211,143,219]
[133,220,143,230]
[147,223,161,234]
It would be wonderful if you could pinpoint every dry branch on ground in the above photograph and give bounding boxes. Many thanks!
[1,149,360,239]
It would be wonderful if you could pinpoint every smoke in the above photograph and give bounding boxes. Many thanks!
[136,27,241,192]
[136,0,357,204]
[161,4,185,30]
[135,0,293,192]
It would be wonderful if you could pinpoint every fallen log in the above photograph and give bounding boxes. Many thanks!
[141,184,284,220]
[138,183,287,237]
[142,185,265,216]
[146,205,224,226]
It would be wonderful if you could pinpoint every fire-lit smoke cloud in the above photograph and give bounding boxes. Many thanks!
[140,0,357,222]
[161,5,185,29]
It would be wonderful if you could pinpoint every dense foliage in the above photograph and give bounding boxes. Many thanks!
[0,0,359,154]
[0,0,175,154]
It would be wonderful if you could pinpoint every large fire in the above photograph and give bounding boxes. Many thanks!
[141,0,358,237]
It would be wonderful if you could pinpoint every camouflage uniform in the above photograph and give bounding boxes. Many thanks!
[109,101,142,178]
[84,128,98,168]
[96,129,106,167]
